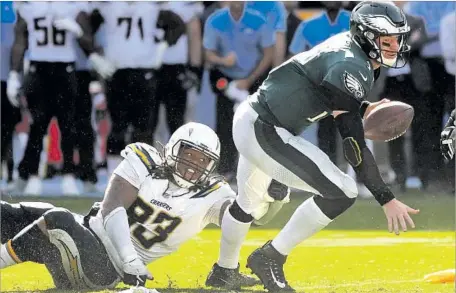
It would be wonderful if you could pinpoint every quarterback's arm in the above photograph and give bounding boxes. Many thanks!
[11,13,28,72]
[335,112,395,206]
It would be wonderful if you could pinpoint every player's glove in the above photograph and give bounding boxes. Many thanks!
[6,71,21,108]
[178,66,202,91]
[441,126,455,162]
[122,256,153,287]
[53,18,83,38]
[89,53,116,79]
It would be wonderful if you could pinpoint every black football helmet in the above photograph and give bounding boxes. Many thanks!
[350,1,410,68]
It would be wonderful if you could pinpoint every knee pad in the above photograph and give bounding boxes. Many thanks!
[267,179,290,201]
[229,201,254,223]
[314,196,356,220]
[43,208,77,231]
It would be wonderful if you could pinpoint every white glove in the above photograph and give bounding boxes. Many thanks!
[122,256,153,287]
[225,81,249,103]
[53,18,83,37]
[89,53,116,79]
[6,71,21,107]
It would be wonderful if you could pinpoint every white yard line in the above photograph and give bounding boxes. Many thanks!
[295,278,423,290]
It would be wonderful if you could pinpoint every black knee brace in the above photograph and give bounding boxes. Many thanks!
[313,196,356,220]
[229,201,254,223]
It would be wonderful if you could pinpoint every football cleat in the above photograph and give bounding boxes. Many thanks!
[247,241,296,292]
[205,262,260,290]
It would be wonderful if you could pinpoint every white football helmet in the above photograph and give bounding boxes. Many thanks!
[164,122,220,189]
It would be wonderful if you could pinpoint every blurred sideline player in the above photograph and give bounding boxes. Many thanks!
[206,2,420,292]
[152,1,204,143]
[0,123,291,290]
[89,2,186,177]
[6,2,112,195]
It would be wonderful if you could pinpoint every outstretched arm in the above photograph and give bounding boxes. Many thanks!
[335,112,419,234]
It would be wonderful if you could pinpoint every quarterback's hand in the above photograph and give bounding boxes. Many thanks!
[53,18,83,38]
[6,71,21,107]
[122,256,153,287]
[89,53,116,79]
[441,126,455,162]
[382,199,419,235]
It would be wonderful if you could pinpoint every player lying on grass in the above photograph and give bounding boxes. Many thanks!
[0,122,282,290]
[205,2,420,292]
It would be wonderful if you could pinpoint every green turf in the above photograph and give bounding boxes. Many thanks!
[1,191,454,292]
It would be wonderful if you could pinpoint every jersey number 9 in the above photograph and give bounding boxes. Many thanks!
[127,197,182,249]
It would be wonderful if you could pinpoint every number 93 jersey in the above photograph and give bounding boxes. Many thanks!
[113,143,236,264]
[16,2,89,62]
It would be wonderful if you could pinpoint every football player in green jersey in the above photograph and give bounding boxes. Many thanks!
[206,2,420,292]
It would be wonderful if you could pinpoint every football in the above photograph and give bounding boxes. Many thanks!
[364,101,414,141]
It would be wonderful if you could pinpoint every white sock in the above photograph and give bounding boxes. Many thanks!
[217,208,251,269]
[272,197,332,256]
[1,242,18,269]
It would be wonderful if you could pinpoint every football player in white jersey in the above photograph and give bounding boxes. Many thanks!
[0,123,278,290]
[90,2,186,175]
[6,2,113,196]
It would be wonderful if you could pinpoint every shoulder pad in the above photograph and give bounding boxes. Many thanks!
[190,178,230,199]
[121,143,164,177]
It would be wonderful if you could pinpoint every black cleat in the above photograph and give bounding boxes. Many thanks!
[205,262,261,290]
[247,240,296,292]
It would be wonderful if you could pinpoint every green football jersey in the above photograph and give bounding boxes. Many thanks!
[250,32,376,135]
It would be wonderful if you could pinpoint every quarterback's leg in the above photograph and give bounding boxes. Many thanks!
[233,102,357,291]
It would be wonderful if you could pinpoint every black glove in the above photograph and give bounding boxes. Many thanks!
[178,65,202,92]
[441,126,455,162]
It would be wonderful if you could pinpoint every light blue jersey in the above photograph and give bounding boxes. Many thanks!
[289,10,350,55]
[203,7,275,79]
[246,1,287,32]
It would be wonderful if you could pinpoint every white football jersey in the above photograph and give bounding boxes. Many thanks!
[17,2,88,63]
[161,1,204,65]
[95,2,163,69]
[113,143,235,264]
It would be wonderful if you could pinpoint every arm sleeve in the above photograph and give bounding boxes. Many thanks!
[202,18,217,50]
[272,2,287,32]
[335,112,395,206]
[157,10,186,46]
[260,22,276,48]
[288,22,307,55]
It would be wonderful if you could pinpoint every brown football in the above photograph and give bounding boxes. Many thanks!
[364,101,414,141]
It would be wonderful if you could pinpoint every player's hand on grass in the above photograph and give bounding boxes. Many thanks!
[363,98,390,119]
[382,199,420,235]
[123,256,154,287]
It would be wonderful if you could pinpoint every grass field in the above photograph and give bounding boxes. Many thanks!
[1,192,455,293]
